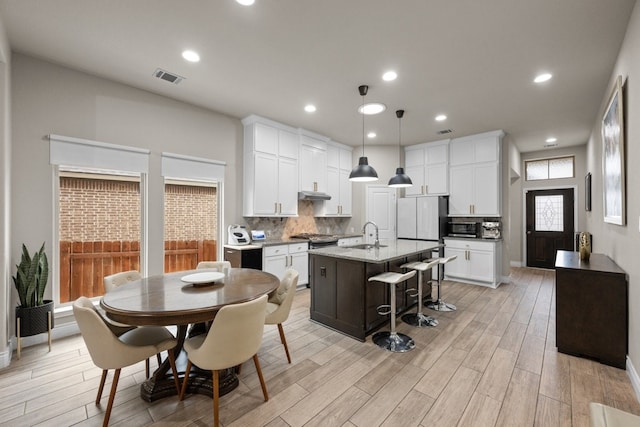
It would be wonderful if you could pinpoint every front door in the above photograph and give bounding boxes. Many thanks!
[525,188,575,268]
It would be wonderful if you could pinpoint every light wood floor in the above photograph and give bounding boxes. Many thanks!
[2,267,639,426]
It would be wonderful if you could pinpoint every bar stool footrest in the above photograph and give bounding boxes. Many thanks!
[402,312,439,327]
[405,288,418,298]
[376,304,392,316]
[372,331,415,352]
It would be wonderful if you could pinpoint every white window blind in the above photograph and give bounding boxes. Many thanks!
[161,152,226,182]
[49,134,150,173]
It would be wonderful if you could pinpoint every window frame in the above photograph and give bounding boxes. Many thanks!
[525,155,575,181]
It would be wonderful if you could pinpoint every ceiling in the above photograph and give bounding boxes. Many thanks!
[0,0,636,153]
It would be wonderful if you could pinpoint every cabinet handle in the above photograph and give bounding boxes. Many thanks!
[425,184,428,194]
[275,202,278,214]
[279,203,282,214]
[313,181,318,192]
[421,185,425,194]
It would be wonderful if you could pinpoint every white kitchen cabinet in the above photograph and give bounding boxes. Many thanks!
[443,238,502,288]
[448,130,503,216]
[263,242,309,286]
[242,116,299,217]
[404,140,449,196]
[299,132,328,193]
[316,142,353,217]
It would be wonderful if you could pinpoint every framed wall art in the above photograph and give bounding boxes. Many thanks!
[601,75,626,225]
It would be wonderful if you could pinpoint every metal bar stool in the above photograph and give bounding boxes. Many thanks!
[368,270,417,352]
[426,255,458,312]
[400,259,441,327]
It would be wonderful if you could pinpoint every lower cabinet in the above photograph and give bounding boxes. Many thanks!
[443,238,502,288]
[263,242,309,286]
[555,250,627,368]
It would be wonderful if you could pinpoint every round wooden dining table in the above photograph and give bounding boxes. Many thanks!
[100,268,279,402]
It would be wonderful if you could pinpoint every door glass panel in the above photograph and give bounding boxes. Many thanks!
[535,195,564,231]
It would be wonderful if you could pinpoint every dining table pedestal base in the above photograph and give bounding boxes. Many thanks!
[140,367,238,402]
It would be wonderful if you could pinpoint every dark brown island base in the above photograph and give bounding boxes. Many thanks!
[308,240,443,341]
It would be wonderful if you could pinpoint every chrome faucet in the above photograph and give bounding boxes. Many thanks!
[362,221,380,248]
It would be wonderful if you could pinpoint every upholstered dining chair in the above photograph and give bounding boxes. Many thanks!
[179,294,269,427]
[265,269,299,363]
[196,260,231,270]
[103,270,159,378]
[73,297,180,427]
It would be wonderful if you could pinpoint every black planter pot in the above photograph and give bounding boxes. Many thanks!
[16,300,55,337]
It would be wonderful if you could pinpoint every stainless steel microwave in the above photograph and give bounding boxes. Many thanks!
[448,222,479,238]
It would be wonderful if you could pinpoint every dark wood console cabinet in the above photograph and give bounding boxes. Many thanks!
[555,250,627,368]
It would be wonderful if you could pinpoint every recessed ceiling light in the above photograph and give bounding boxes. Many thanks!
[236,0,255,5]
[367,132,377,138]
[182,50,200,63]
[545,137,557,143]
[534,73,552,83]
[358,103,386,115]
[382,71,397,81]
[304,104,316,113]
[435,114,447,122]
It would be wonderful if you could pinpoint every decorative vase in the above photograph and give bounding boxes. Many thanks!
[15,300,55,337]
[579,232,591,261]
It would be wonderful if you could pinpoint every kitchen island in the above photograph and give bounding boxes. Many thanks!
[308,240,442,340]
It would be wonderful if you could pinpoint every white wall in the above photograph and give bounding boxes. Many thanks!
[585,0,640,378]
[0,13,12,366]
[6,54,244,351]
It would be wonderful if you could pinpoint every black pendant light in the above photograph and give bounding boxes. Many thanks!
[388,109,413,188]
[349,85,378,182]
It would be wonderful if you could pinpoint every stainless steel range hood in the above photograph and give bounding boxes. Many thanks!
[298,191,332,201]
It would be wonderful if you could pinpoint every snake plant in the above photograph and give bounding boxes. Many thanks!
[13,243,49,308]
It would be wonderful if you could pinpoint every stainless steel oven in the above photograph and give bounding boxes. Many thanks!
[447,221,480,238]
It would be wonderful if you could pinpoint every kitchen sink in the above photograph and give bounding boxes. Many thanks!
[344,243,388,250]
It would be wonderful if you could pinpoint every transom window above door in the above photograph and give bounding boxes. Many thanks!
[525,156,575,181]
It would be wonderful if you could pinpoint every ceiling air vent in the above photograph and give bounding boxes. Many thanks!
[437,129,453,135]
[153,68,185,85]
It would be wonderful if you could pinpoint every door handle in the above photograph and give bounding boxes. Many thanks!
[527,231,532,234]
[320,266,326,277]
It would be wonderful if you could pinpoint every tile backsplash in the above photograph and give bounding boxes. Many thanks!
[244,201,350,238]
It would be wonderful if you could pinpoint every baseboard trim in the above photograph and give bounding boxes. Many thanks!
[0,348,11,369]
[627,356,640,402]
[2,321,81,368]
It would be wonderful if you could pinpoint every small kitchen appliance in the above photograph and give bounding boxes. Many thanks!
[448,221,480,238]
[228,225,251,245]
[251,230,266,241]
[481,222,501,239]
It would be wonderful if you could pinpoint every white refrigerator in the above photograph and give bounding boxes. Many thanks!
[397,196,448,241]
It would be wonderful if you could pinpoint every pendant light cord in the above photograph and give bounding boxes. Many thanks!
[361,93,366,157]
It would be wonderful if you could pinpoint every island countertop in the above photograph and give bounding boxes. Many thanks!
[308,239,443,264]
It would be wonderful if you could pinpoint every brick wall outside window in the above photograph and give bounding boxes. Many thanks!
[164,183,217,240]
[59,177,140,241]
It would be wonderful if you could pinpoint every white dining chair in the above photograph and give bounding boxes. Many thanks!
[265,269,299,363]
[73,297,180,427]
[196,260,231,271]
[179,294,269,427]
[103,270,161,378]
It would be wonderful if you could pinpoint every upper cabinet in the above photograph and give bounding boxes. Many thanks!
[404,139,449,196]
[299,131,328,193]
[315,142,353,217]
[448,130,504,216]
[242,115,299,217]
